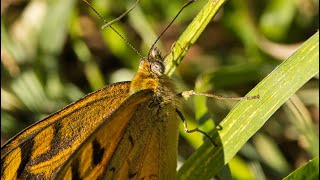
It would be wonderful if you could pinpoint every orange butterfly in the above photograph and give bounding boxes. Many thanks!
[1,47,181,179]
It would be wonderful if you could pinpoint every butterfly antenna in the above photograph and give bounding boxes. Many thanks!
[148,0,196,59]
[83,0,143,58]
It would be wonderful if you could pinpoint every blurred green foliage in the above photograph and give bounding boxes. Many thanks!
[1,0,318,179]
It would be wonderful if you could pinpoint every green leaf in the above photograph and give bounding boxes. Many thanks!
[164,0,228,76]
[176,31,319,179]
[283,157,319,180]
[259,0,296,40]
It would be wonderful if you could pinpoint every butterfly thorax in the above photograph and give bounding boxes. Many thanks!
[130,48,178,107]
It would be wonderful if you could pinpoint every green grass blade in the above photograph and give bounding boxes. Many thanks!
[283,157,319,180]
[164,0,228,76]
[177,32,319,180]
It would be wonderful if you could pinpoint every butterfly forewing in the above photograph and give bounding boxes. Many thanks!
[1,82,132,179]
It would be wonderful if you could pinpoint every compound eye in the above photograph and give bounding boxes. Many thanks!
[151,61,165,75]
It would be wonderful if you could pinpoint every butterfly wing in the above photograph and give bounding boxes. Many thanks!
[105,102,180,180]
[57,91,180,180]
[1,82,136,179]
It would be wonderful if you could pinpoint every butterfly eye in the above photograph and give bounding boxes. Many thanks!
[151,61,165,75]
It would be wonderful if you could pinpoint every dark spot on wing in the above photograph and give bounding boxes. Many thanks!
[50,121,62,151]
[140,174,158,180]
[17,139,34,178]
[71,159,82,180]
[129,135,134,147]
[92,139,105,166]
[53,122,61,140]
[129,171,137,179]
[109,167,116,173]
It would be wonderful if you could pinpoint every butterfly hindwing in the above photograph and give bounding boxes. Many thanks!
[1,82,132,179]
[57,90,179,180]
[108,101,179,180]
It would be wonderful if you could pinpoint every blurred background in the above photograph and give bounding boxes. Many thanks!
[1,0,319,179]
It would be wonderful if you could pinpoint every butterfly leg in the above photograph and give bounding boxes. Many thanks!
[175,109,217,146]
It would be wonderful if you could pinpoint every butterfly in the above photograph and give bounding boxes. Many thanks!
[1,47,184,179]
[1,0,261,178]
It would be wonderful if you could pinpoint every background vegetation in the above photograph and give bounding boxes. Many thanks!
[1,0,318,179]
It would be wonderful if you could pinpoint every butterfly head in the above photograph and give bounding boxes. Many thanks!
[130,47,170,94]
[145,47,165,75]
[137,47,166,77]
